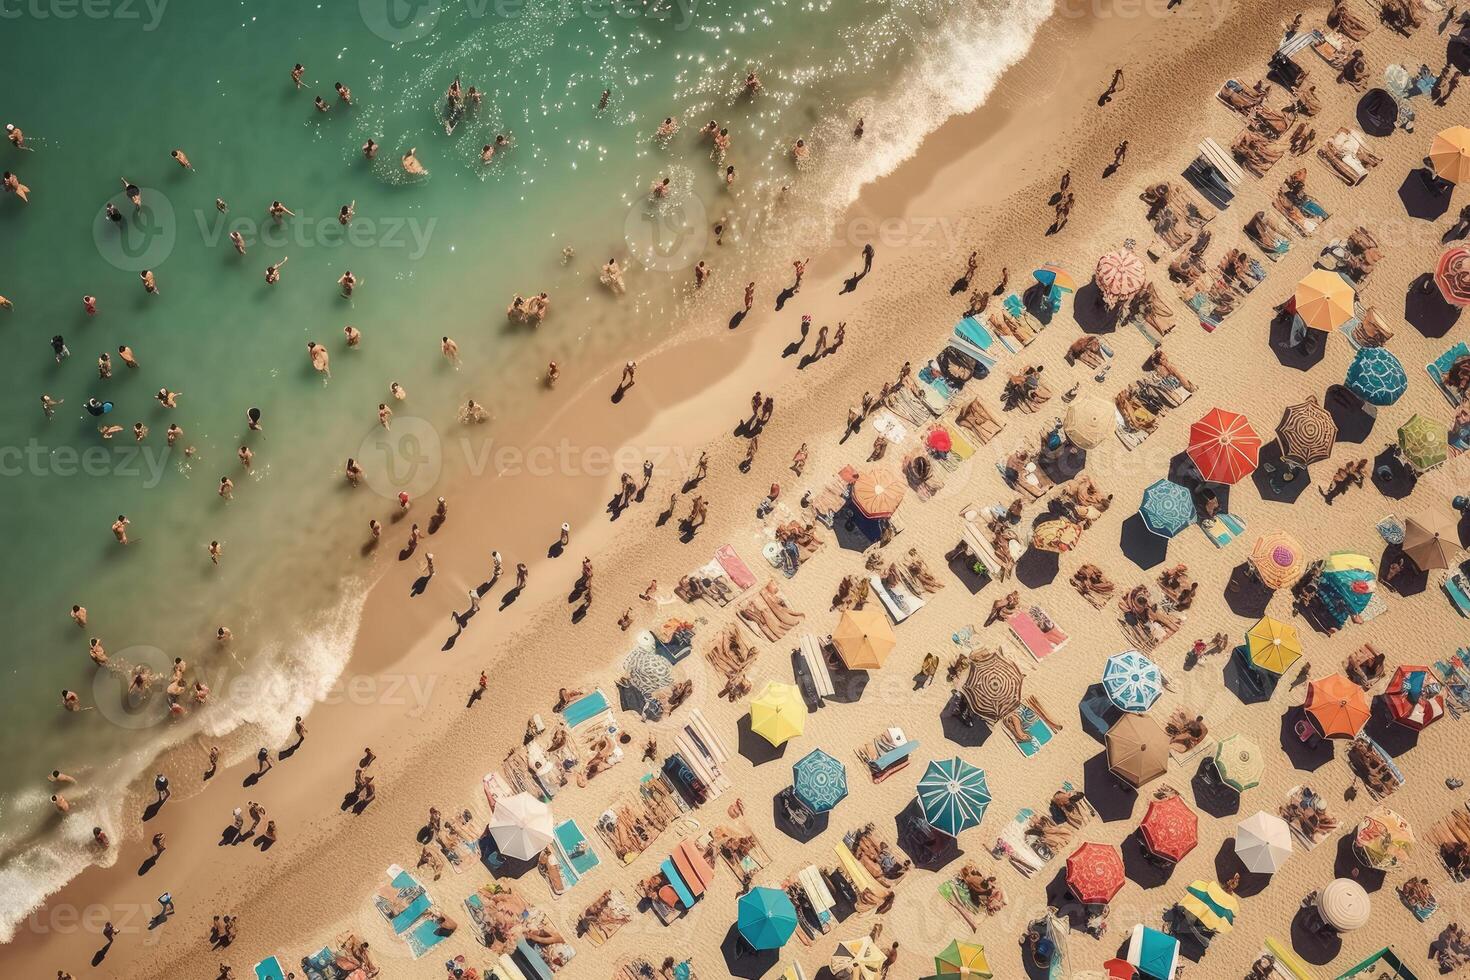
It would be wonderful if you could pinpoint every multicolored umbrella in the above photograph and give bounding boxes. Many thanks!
[1435,244,1470,305]
[932,940,993,978]
[961,651,1023,721]
[831,936,884,980]
[1095,248,1147,301]
[1295,268,1356,331]
[1250,532,1306,590]
[1235,811,1292,873]
[1188,408,1261,484]
[487,792,555,861]
[1245,616,1302,674]
[1139,479,1196,538]
[750,681,807,747]
[1213,734,1265,792]
[916,757,991,837]
[1102,649,1163,713]
[1398,414,1450,471]
[1033,263,1076,292]
[1385,664,1446,731]
[1403,511,1459,570]
[1318,552,1377,624]
[623,647,673,696]
[1179,880,1239,934]
[1345,346,1407,406]
[1318,878,1371,931]
[832,607,895,670]
[1066,842,1125,904]
[1305,674,1370,738]
[1275,397,1337,466]
[1106,713,1169,787]
[1355,806,1415,871]
[792,749,848,813]
[1127,924,1180,980]
[1064,395,1113,450]
[1430,125,1470,184]
[737,886,798,950]
[1031,516,1083,553]
[1140,795,1198,863]
[850,468,905,519]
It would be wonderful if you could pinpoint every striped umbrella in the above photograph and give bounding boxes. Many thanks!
[1305,674,1370,738]
[1346,346,1407,406]
[916,757,991,837]
[1102,649,1163,713]
[1034,263,1077,292]
[1138,479,1196,538]
[1275,397,1336,466]
[850,468,905,519]
[792,749,848,813]
[1249,532,1305,590]
[830,937,884,980]
[1355,806,1414,871]
[1188,407,1261,484]
[1179,880,1239,934]
[961,651,1023,721]
[1106,714,1169,787]
[1435,245,1470,305]
[1213,734,1265,792]
[1140,795,1198,862]
[1095,248,1147,300]
[1067,842,1125,904]
[1385,664,1446,731]
[1398,414,1449,471]
[1430,125,1470,183]
[1245,616,1303,675]
[623,647,673,696]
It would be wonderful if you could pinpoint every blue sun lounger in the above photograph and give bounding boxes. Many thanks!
[255,956,287,980]
[1444,569,1470,617]
[515,938,556,980]
[562,690,610,728]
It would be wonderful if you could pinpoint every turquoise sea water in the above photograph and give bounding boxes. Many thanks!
[0,0,1052,934]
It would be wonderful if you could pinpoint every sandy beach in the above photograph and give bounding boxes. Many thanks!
[9,1,1470,978]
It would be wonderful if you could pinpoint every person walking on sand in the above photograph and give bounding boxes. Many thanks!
[559,522,570,547]
[1112,140,1128,167]
[791,257,809,292]
[619,360,637,390]
[744,281,755,312]
[1100,68,1124,105]
[515,563,528,589]
[256,747,273,775]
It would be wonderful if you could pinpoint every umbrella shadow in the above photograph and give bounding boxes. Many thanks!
[1250,442,1314,504]
[1081,751,1140,823]
[1120,513,1169,570]
[1363,696,1420,757]
[1212,838,1271,897]
[826,664,871,705]
[1222,646,1278,706]
[1121,828,1178,889]
[1042,867,1092,934]
[1371,446,1418,499]
[1279,707,1336,772]
[1378,544,1429,598]
[1355,89,1400,137]
[1332,832,1386,892]
[1224,563,1275,618]
[893,798,963,872]
[1014,547,1062,588]
[1191,758,1242,819]
[735,715,789,767]
[1290,906,1342,965]
[1072,282,1120,334]
[1267,312,1329,371]
[1324,385,1377,443]
[1404,273,1462,338]
[771,793,829,844]
[940,692,995,749]
[720,924,782,979]
[1397,167,1453,221]
[1078,684,1121,743]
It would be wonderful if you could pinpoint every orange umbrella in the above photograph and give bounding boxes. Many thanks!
[832,607,895,670]
[1430,126,1470,184]
[1305,674,1370,738]
[1187,408,1261,484]
[850,468,905,519]
[1294,269,1355,332]
[1139,795,1198,863]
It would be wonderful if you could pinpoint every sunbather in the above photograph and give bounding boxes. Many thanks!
[1023,814,1073,858]
[1051,789,1090,828]
[984,590,1021,627]
[957,863,1007,913]
[1070,563,1116,608]
[1219,78,1270,113]
[1165,710,1207,751]
[1327,0,1373,40]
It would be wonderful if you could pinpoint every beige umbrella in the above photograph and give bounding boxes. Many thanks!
[1105,714,1169,787]
[1318,878,1371,931]
[1064,395,1113,450]
[830,936,884,980]
[850,468,905,519]
[832,607,895,670]
[1403,512,1459,571]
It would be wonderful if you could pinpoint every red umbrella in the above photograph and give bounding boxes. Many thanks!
[1187,408,1261,484]
[1435,245,1470,306]
[925,427,953,453]
[1067,842,1125,904]
[1384,665,1446,731]
[1139,795,1198,862]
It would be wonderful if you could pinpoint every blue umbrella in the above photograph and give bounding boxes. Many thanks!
[1345,347,1407,406]
[792,749,848,813]
[736,886,797,950]
[1102,650,1163,713]
[916,757,991,837]
[1139,479,1196,538]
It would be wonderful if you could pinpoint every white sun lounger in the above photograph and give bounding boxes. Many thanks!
[798,633,837,698]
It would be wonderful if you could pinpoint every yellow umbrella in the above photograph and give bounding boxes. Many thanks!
[1431,125,1470,184]
[832,607,896,670]
[1245,617,1302,675]
[751,681,807,746]
[933,939,992,977]
[1294,269,1355,331]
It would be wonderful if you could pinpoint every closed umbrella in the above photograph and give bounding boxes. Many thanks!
[1249,532,1305,590]
[1106,714,1169,787]
[1213,735,1265,792]
[1245,616,1302,674]
[1403,512,1458,570]
[1430,125,1470,184]
[1126,924,1180,980]
[737,886,798,950]
[1435,244,1470,305]
[830,936,884,980]
[1295,268,1355,331]
[1095,248,1147,302]
[1235,812,1292,873]
[623,647,673,696]
[850,468,905,519]
[1187,407,1261,484]
[1385,665,1446,731]
[792,749,848,813]
[932,939,993,978]
[832,607,895,670]
[1102,649,1163,713]
[916,757,991,837]
[1398,414,1450,471]
[1355,806,1414,871]
[1064,395,1113,449]
[1318,878,1371,931]
[1305,674,1370,738]
[1139,479,1196,538]
[1067,842,1125,904]
[1275,397,1336,466]
[751,681,807,746]
[487,792,555,861]
[961,651,1023,721]
[1140,795,1198,863]
[1345,346,1407,406]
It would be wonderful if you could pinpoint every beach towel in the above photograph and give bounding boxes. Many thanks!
[301,948,339,980]
[1006,606,1069,661]
[376,869,431,934]
[869,573,925,623]
[997,810,1048,875]
[404,914,451,959]
[551,820,598,890]
[255,956,287,980]
[870,410,910,444]
[1200,512,1246,547]
[562,690,611,729]
[1002,702,1055,758]
[715,545,757,590]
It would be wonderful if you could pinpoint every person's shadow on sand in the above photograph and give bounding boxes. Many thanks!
[137,854,160,876]
[499,586,524,610]
[774,286,796,311]
[410,573,432,596]
[729,310,747,329]
[840,272,865,295]
[950,276,971,296]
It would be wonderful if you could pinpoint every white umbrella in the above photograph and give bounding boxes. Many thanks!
[488,791,554,861]
[1319,878,1371,932]
[1235,811,1292,874]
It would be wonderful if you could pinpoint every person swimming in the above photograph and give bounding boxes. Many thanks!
[85,397,114,416]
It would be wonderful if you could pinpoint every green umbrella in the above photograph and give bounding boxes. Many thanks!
[1213,734,1264,792]
[1398,414,1449,471]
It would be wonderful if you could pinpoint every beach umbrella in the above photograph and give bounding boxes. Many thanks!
[831,607,895,670]
[1102,649,1163,713]
[1318,552,1377,623]
[1275,397,1336,466]
[1249,532,1306,590]
[916,757,991,837]
[1139,795,1198,863]
[623,647,673,696]
[1345,346,1407,406]
[1304,674,1370,738]
[1033,263,1076,292]
[1355,806,1415,872]
[1066,842,1125,904]
[1105,714,1169,787]
[1235,812,1293,873]
[792,749,848,813]
[1138,479,1196,538]
[932,939,993,978]
[751,681,807,747]
[1031,516,1083,553]
[1294,268,1355,331]
[1187,407,1261,484]
[1064,394,1113,449]
[830,936,884,980]
[1398,415,1450,472]
[1213,734,1265,792]
[1244,616,1303,675]
[1430,125,1470,184]
[1385,664,1446,731]
[1318,878,1371,931]
[1178,880,1239,935]
[1095,248,1147,300]
[1126,924,1180,980]
[925,427,953,454]
[1435,244,1470,305]
[737,886,798,950]
[1403,511,1459,569]
[487,792,555,861]
[961,651,1023,721]
[850,468,905,519]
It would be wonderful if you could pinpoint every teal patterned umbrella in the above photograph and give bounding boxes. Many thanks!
[623,647,672,696]
[1103,650,1163,713]
[916,757,991,837]
[1345,347,1407,406]
[1139,479,1195,538]
[792,749,848,813]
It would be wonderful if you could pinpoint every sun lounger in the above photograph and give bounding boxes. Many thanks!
[833,841,889,902]
[552,819,598,888]
[1002,700,1056,758]
[1006,606,1069,661]
[255,956,287,980]
[562,689,610,729]
[998,811,1048,875]
[797,633,837,698]
[376,868,432,934]
[495,952,530,980]
[1444,570,1470,617]
[869,573,925,623]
